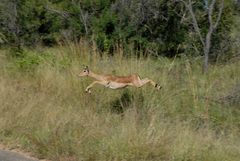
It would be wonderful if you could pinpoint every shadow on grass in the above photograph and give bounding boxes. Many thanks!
[109,89,144,114]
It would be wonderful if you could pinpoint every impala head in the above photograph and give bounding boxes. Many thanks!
[78,66,90,77]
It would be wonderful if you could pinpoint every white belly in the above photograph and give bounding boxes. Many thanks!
[107,82,128,89]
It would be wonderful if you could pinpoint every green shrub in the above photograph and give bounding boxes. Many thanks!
[14,52,42,72]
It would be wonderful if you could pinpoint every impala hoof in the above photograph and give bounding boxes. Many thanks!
[155,84,162,90]
[85,89,91,94]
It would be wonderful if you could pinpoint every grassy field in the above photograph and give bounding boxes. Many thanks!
[0,43,240,161]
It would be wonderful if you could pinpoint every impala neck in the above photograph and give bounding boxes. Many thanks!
[88,71,103,81]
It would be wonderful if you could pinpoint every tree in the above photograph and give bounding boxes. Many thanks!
[179,0,224,73]
[0,0,20,45]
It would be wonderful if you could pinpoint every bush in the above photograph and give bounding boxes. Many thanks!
[12,51,42,72]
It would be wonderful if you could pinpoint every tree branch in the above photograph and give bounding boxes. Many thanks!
[183,0,205,47]
[78,2,89,35]
[214,0,224,29]
[45,5,71,18]
[208,0,216,28]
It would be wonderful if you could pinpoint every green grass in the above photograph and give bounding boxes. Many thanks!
[0,44,239,161]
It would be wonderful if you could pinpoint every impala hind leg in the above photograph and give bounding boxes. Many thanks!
[135,78,162,90]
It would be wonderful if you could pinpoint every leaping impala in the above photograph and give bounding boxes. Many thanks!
[78,66,162,93]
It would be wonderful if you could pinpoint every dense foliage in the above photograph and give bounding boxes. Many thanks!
[0,0,239,58]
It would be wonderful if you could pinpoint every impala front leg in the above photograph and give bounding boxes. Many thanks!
[85,81,98,93]
[85,81,107,93]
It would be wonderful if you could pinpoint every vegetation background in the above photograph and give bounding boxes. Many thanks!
[0,0,240,161]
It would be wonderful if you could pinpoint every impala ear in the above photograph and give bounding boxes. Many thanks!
[83,65,88,69]
[84,65,89,72]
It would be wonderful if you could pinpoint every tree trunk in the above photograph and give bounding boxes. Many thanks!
[203,29,212,73]
[203,44,209,73]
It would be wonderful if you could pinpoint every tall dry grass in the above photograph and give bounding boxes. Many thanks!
[0,42,239,161]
